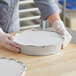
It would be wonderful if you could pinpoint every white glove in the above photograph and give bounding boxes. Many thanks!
[53,20,72,48]
[0,28,20,53]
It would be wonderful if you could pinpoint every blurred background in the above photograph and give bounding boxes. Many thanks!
[19,0,41,30]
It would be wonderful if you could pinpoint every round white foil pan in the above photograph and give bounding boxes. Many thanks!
[14,30,63,56]
[0,57,26,76]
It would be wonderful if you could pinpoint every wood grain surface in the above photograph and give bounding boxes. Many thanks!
[0,32,76,76]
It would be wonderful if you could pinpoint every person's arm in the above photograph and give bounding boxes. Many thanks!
[0,28,20,53]
[34,0,72,48]
[34,0,61,20]
[47,14,72,48]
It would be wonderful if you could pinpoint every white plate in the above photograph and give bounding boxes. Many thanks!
[14,30,63,56]
[0,58,26,76]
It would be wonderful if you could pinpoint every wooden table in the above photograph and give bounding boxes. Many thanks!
[0,32,76,76]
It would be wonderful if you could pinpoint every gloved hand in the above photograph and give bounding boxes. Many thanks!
[53,20,72,48]
[0,28,20,53]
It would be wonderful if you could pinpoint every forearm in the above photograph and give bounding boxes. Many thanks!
[47,13,67,35]
[47,13,61,25]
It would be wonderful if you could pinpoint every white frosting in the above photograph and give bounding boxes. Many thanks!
[0,58,25,76]
[14,30,63,46]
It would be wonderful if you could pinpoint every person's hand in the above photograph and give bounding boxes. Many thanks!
[0,29,20,53]
[53,20,72,48]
